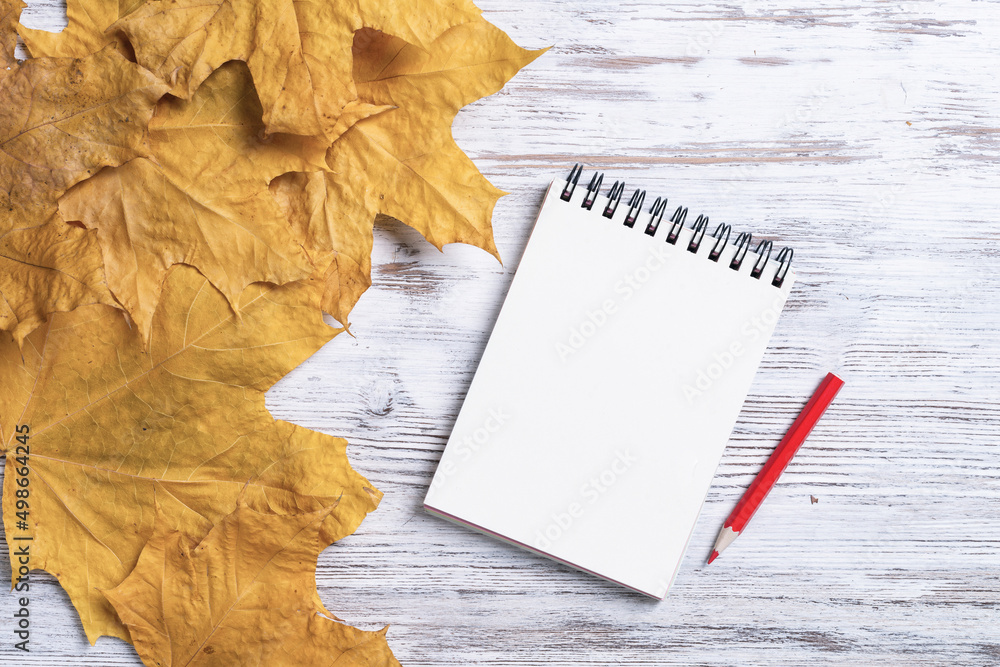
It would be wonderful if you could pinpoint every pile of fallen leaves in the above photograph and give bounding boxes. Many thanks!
[0,0,541,662]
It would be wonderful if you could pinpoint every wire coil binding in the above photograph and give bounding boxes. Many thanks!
[559,165,793,287]
[603,181,625,218]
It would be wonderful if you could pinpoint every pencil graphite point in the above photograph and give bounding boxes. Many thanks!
[706,373,843,566]
[708,525,739,564]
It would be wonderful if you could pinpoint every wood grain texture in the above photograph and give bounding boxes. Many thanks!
[4,0,1000,664]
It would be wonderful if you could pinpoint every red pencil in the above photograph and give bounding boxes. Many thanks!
[708,372,845,564]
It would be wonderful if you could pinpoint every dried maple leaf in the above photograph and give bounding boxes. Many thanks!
[0,0,20,68]
[115,0,482,140]
[17,0,142,59]
[59,61,327,345]
[270,171,377,327]
[272,21,545,325]
[1,265,381,643]
[0,216,116,346]
[0,4,166,239]
[0,0,166,340]
[105,504,401,667]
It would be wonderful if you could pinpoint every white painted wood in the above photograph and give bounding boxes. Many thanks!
[4,0,1000,663]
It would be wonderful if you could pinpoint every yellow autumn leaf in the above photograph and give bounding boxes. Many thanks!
[1,265,381,643]
[275,21,545,324]
[0,11,166,239]
[115,0,482,140]
[0,216,116,346]
[105,503,401,667]
[344,21,544,254]
[3,1,542,659]
[0,0,166,340]
[18,0,142,59]
[59,61,327,344]
[1,0,20,68]
[270,170,376,327]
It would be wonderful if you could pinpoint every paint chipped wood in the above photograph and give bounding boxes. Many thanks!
[2,0,999,664]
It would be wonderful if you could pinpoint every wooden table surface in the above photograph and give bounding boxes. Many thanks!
[3,0,1000,664]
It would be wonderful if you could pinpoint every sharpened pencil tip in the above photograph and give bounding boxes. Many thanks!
[707,550,719,564]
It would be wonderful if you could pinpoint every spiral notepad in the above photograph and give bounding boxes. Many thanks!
[424,167,796,598]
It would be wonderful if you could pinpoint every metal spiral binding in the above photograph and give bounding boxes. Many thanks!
[750,240,773,280]
[623,189,645,228]
[561,164,582,201]
[603,181,625,218]
[771,247,793,288]
[687,215,709,253]
[559,165,794,286]
[645,197,668,236]
[665,207,688,244]
[582,172,603,210]
[708,224,732,262]
[730,232,752,270]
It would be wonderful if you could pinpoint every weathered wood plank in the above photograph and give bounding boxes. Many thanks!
[3,0,999,663]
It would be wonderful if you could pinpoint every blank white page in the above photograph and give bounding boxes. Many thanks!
[425,178,795,598]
